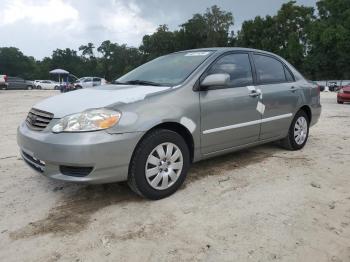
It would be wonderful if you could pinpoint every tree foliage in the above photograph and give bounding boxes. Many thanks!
[236,1,315,72]
[0,1,349,81]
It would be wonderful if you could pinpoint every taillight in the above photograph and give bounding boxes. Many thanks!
[317,85,321,95]
[4,75,8,82]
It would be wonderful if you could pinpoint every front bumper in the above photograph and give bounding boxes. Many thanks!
[337,93,350,102]
[17,121,144,184]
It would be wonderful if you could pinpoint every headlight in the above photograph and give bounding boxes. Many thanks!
[339,88,344,94]
[52,108,121,133]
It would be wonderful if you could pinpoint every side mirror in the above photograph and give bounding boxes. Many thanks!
[200,73,230,89]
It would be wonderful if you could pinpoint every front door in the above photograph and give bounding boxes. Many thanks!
[200,53,262,154]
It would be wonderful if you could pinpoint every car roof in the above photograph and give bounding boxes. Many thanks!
[80,76,101,78]
[175,47,279,56]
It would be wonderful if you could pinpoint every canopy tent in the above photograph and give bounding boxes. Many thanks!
[49,69,69,84]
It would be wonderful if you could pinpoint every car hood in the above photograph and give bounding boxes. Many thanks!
[33,84,171,118]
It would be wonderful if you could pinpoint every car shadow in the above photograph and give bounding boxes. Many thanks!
[10,143,281,240]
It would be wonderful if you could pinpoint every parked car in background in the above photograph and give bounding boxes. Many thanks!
[36,80,59,90]
[33,80,42,88]
[337,85,350,104]
[17,48,321,199]
[5,77,34,90]
[0,74,8,89]
[328,82,339,92]
[59,82,76,93]
[74,77,107,89]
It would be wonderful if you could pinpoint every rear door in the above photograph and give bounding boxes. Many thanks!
[93,77,101,86]
[82,77,93,88]
[42,80,50,89]
[200,52,262,154]
[13,78,24,89]
[252,53,299,140]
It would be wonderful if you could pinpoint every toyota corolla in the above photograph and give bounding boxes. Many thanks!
[17,48,321,199]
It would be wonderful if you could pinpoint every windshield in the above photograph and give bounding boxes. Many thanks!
[76,77,86,82]
[116,51,213,86]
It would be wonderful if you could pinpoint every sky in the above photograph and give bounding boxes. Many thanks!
[0,0,317,59]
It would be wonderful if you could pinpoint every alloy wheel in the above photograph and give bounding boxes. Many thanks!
[294,116,308,145]
[145,142,183,190]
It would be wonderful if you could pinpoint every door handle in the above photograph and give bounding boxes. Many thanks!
[249,90,261,97]
[290,86,297,92]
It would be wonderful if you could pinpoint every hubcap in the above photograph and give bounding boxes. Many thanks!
[145,142,183,190]
[294,116,308,145]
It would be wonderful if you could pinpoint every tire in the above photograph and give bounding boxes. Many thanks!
[280,110,309,150]
[37,85,42,90]
[27,86,33,90]
[337,100,344,104]
[54,86,59,90]
[128,129,190,200]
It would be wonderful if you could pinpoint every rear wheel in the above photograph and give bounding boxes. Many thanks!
[280,110,309,150]
[27,86,33,90]
[128,129,190,200]
[37,85,42,90]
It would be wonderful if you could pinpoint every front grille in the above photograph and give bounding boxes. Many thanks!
[26,108,53,131]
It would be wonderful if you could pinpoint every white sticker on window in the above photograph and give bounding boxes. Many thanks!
[185,52,210,57]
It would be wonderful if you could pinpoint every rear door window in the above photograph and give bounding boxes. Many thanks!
[284,67,295,82]
[254,54,287,84]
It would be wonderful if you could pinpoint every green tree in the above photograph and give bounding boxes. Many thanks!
[97,41,143,80]
[306,0,350,79]
[178,5,234,49]
[79,42,95,58]
[236,1,314,72]
[79,43,98,76]
[50,48,82,77]
[140,25,177,59]
[0,47,38,79]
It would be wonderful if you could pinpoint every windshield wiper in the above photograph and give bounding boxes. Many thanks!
[111,79,162,86]
[111,80,128,85]
[124,80,161,86]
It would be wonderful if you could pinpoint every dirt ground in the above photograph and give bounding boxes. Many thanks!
[0,90,349,262]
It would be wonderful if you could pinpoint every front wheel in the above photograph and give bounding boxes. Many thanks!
[27,86,33,90]
[280,110,309,150]
[128,129,190,200]
[337,100,344,104]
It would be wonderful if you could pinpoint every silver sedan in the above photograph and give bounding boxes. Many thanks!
[17,48,321,199]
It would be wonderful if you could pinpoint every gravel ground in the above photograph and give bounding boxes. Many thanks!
[0,90,349,262]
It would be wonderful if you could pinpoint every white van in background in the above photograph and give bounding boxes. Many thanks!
[74,77,107,89]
